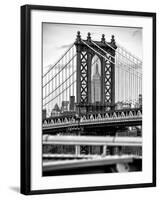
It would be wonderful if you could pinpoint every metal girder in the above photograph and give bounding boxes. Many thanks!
[80,51,88,103]
[105,58,112,104]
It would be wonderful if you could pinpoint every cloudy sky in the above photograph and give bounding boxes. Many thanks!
[43,23,142,73]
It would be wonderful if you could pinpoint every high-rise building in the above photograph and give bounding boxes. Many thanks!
[91,63,101,103]
[69,96,75,111]
[42,109,46,120]
[61,101,69,112]
[139,94,142,107]
[51,103,60,116]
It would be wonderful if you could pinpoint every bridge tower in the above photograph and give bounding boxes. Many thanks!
[75,31,117,115]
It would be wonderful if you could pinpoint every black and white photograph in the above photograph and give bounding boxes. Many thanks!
[20,5,156,194]
[42,23,143,176]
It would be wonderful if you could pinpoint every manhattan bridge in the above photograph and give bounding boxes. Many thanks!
[42,31,142,175]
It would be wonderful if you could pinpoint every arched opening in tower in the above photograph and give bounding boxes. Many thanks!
[91,55,101,103]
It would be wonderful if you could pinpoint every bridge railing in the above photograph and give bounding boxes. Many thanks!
[43,135,142,146]
[43,135,142,158]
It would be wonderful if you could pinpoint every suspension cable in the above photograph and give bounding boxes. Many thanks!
[91,39,142,77]
[88,39,142,76]
[43,71,76,101]
[105,41,142,67]
[117,42,142,64]
[117,59,142,77]
[43,43,74,78]
[43,54,77,88]
[43,80,76,107]
[91,40,115,59]
[82,40,115,65]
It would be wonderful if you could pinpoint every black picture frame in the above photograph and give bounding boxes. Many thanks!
[21,4,156,195]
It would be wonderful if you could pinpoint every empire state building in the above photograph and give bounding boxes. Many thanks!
[91,63,101,103]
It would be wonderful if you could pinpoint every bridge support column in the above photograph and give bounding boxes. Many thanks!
[76,45,81,108]
[113,146,122,155]
[111,35,116,109]
[102,145,107,157]
[75,145,80,156]
[101,59,105,105]
[87,51,92,105]
[114,146,119,155]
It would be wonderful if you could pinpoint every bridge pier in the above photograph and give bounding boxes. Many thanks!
[75,145,80,156]
[102,145,107,156]
[110,146,122,155]
[109,146,120,155]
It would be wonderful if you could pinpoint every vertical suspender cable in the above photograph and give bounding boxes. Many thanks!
[58,61,60,108]
[46,73,48,115]
[62,58,64,104]
[48,71,50,115]
[124,57,126,103]
[74,48,76,103]
[55,67,57,109]
[51,67,53,113]
[117,55,119,102]
[69,49,71,101]
[65,52,67,102]
[72,46,74,97]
